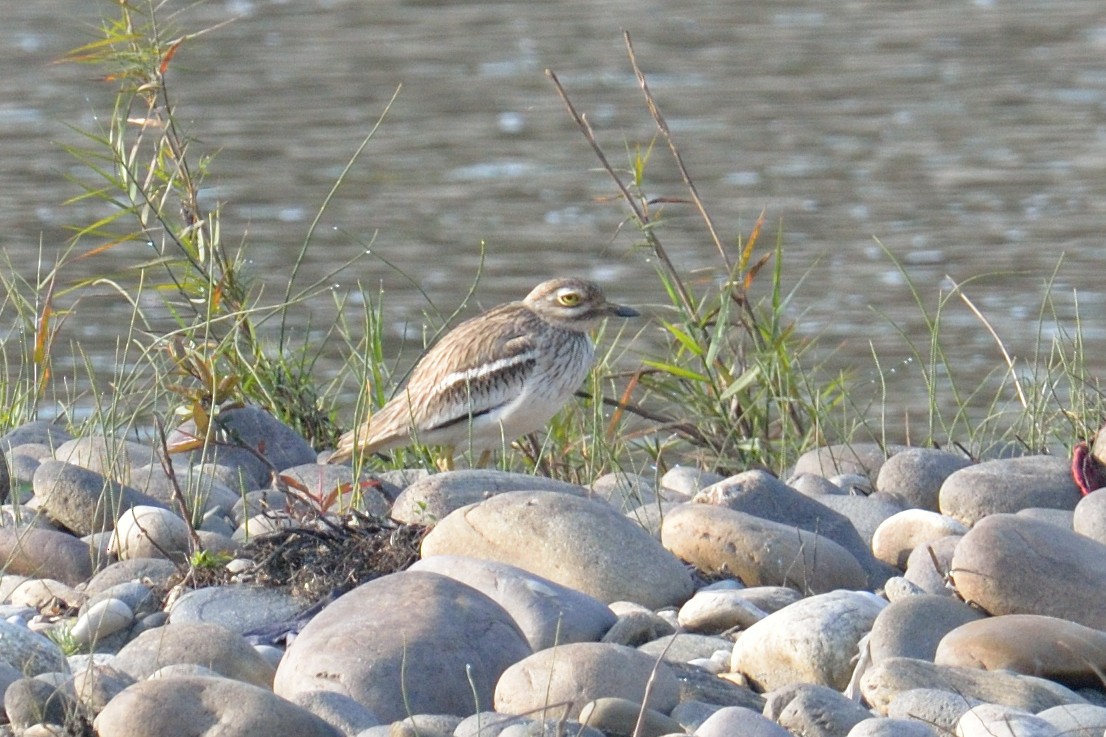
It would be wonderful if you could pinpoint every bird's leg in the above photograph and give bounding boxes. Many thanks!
[436,449,456,472]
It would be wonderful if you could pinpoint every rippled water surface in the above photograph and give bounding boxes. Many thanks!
[5,0,1106,434]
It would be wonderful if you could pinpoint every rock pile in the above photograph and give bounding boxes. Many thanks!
[0,411,1102,737]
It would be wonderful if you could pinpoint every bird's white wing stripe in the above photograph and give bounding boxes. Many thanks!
[434,350,538,396]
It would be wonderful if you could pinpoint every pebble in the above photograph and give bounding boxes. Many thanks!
[70,664,134,714]
[421,490,694,609]
[84,558,178,595]
[590,472,665,511]
[70,598,135,649]
[871,509,968,569]
[408,555,616,650]
[868,594,984,663]
[764,682,873,737]
[1035,703,1106,736]
[390,468,587,525]
[289,689,381,735]
[93,675,344,737]
[167,405,319,488]
[1073,488,1106,545]
[275,570,530,723]
[693,705,794,737]
[168,583,304,635]
[939,455,1081,525]
[0,420,72,454]
[955,703,1060,737]
[884,688,980,733]
[861,657,1085,715]
[112,621,276,688]
[951,513,1106,628]
[54,436,156,483]
[730,590,886,691]
[693,470,888,585]
[660,466,726,497]
[578,696,683,737]
[811,492,904,548]
[0,526,93,587]
[636,633,731,665]
[600,605,675,647]
[493,641,679,720]
[32,459,166,535]
[787,472,846,497]
[661,503,868,593]
[0,619,69,676]
[935,614,1106,687]
[876,447,972,511]
[793,443,906,478]
[847,717,939,736]
[4,677,83,734]
[676,588,767,633]
[902,533,961,595]
[110,504,192,562]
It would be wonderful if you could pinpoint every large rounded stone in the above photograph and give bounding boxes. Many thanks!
[392,469,587,525]
[935,614,1106,687]
[1035,703,1106,737]
[168,583,304,635]
[860,657,1085,715]
[693,470,886,585]
[693,706,794,737]
[876,448,972,512]
[955,703,1058,737]
[274,570,530,722]
[494,642,679,720]
[869,594,985,664]
[54,436,156,483]
[94,675,343,737]
[33,459,166,535]
[950,513,1106,628]
[112,622,276,687]
[730,590,886,691]
[812,492,904,548]
[939,455,1080,525]
[1073,488,1106,545]
[661,504,867,594]
[765,683,872,737]
[847,717,940,737]
[110,505,192,562]
[167,405,317,488]
[409,555,616,650]
[0,620,68,676]
[421,491,694,609]
[0,526,93,586]
[793,443,906,479]
[872,510,968,570]
[903,533,962,596]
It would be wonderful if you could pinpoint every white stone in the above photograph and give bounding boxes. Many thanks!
[70,598,134,648]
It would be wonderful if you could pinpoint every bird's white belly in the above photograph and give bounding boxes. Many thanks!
[446,336,593,453]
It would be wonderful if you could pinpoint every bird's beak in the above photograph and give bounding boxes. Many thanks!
[608,303,640,318]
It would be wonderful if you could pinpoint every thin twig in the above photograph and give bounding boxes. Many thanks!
[544,68,699,322]
[623,31,732,273]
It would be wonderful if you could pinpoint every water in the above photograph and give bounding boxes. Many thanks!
[4,0,1106,438]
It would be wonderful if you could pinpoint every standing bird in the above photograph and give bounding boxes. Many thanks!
[328,277,639,467]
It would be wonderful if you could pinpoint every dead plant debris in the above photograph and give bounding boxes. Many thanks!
[240,512,427,602]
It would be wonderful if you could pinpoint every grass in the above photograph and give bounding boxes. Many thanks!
[0,4,1100,488]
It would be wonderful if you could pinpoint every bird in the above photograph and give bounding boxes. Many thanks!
[328,277,639,468]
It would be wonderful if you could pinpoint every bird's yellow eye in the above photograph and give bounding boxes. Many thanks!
[556,290,581,307]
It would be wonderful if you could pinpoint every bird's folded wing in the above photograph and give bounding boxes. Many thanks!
[421,333,538,432]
